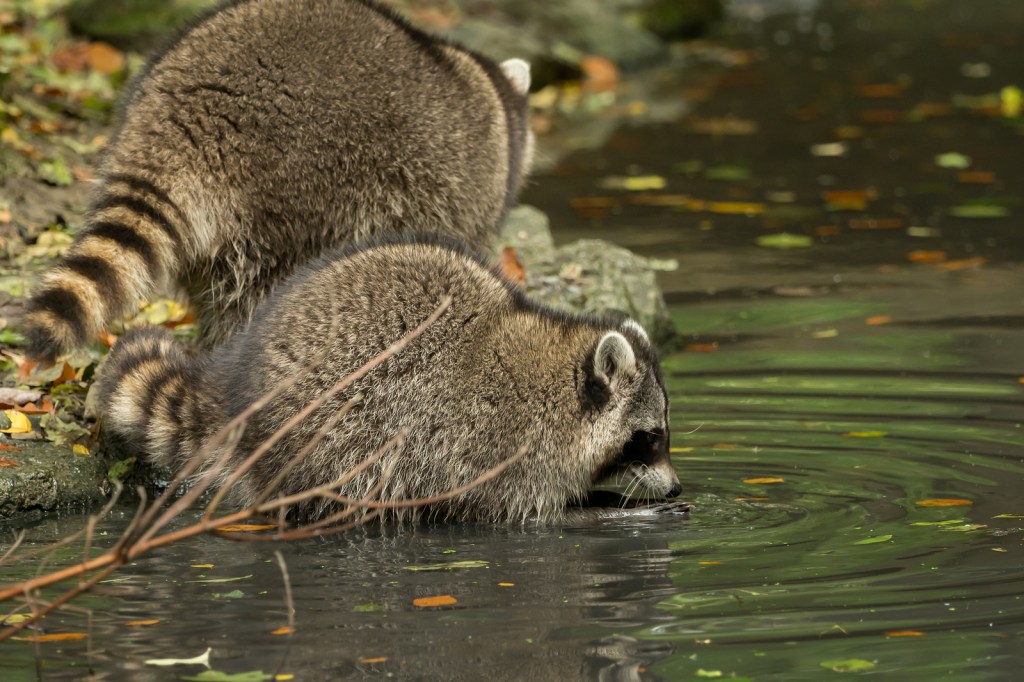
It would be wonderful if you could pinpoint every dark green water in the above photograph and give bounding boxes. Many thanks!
[3,0,1023,679]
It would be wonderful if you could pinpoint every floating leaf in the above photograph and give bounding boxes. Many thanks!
[498,582,514,587]
[884,630,924,636]
[1001,85,1022,117]
[146,647,211,667]
[865,315,893,326]
[187,574,252,584]
[270,626,294,636]
[412,595,457,608]
[844,431,887,438]
[710,201,765,215]
[182,672,272,682]
[916,499,973,507]
[935,257,985,271]
[359,657,388,665]
[854,534,893,545]
[821,659,876,672]
[908,250,946,263]
[16,632,88,642]
[949,204,1009,218]
[192,564,215,569]
[600,175,666,191]
[126,619,160,627]
[743,477,784,484]
[404,560,488,571]
[353,603,384,613]
[810,142,847,157]
[756,233,812,249]
[957,170,995,184]
[696,670,723,678]
[935,152,971,169]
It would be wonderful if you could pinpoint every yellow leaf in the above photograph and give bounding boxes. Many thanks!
[359,657,388,664]
[271,626,295,635]
[865,315,893,326]
[844,431,887,438]
[1,410,32,434]
[884,630,924,637]
[708,201,765,215]
[191,564,215,568]
[412,595,457,608]
[498,582,514,587]
[743,477,784,484]
[698,561,723,565]
[275,676,295,681]
[126,619,160,627]
[72,443,90,456]
[916,498,973,507]
[669,447,694,453]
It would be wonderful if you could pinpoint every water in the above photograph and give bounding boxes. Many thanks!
[3,0,1023,679]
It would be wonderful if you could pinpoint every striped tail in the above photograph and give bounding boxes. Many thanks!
[23,174,186,360]
[95,326,218,471]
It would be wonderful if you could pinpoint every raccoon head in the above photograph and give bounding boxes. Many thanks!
[581,321,682,503]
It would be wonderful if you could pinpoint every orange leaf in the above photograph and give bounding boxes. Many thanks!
[498,582,514,587]
[216,523,276,532]
[821,189,876,203]
[86,42,125,74]
[884,630,924,637]
[743,477,784,484]
[849,218,904,230]
[907,250,947,264]
[97,331,119,348]
[916,498,973,507]
[814,225,841,236]
[18,632,88,642]
[412,595,457,608]
[712,443,736,449]
[856,83,904,98]
[15,400,55,415]
[957,171,995,184]
[580,55,619,92]
[50,43,90,72]
[865,315,893,326]
[698,561,723,565]
[271,626,295,635]
[125,619,160,627]
[360,657,388,664]
[0,209,11,223]
[935,257,985,271]
[0,456,18,467]
[858,109,903,123]
[498,247,526,286]
[0,443,21,451]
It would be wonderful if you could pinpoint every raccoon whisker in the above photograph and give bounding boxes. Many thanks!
[680,422,704,435]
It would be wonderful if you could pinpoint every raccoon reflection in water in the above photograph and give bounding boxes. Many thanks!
[97,239,688,524]
[24,0,533,359]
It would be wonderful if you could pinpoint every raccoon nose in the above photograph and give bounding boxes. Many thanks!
[666,482,682,498]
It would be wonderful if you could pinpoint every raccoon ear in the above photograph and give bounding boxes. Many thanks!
[593,332,637,388]
[500,58,531,96]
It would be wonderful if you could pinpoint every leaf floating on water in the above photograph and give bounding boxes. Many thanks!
[907,250,946,264]
[1001,85,1023,117]
[412,595,457,608]
[353,603,384,613]
[359,657,388,665]
[810,141,847,157]
[403,560,489,571]
[844,431,887,438]
[948,203,1009,218]
[600,175,666,191]
[756,233,812,249]
[935,257,986,271]
[916,499,973,507]
[696,670,723,678]
[186,574,252,584]
[884,630,925,637]
[743,477,784,484]
[853,534,893,545]
[935,152,971,169]
[865,315,893,326]
[126,619,160,627]
[182,672,273,682]
[498,582,515,587]
[145,647,213,667]
[270,626,294,636]
[710,201,765,215]
[957,170,995,184]
[192,564,215,569]
[820,658,876,673]
[16,632,88,642]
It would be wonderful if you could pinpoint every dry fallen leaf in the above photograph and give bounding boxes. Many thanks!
[86,42,125,74]
[743,477,784,484]
[916,499,973,507]
[884,630,924,637]
[126,619,160,627]
[0,456,18,467]
[498,247,526,286]
[359,657,388,664]
[908,250,947,264]
[17,632,88,642]
[580,55,619,92]
[865,315,893,326]
[271,626,295,635]
[1,410,33,434]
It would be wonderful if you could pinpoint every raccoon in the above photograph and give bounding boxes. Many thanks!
[24,0,533,359]
[96,238,684,524]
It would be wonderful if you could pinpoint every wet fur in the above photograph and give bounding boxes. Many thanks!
[96,239,681,524]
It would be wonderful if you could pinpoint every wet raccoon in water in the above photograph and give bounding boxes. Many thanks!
[96,239,685,523]
[24,0,532,360]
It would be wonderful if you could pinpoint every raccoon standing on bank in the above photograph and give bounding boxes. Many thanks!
[97,239,684,523]
[24,0,533,359]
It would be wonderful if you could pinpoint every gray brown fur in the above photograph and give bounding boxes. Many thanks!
[25,0,532,359]
[96,240,681,524]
